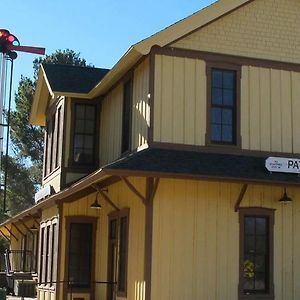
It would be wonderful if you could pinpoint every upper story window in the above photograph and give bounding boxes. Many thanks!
[206,64,241,147]
[121,78,133,154]
[72,103,97,165]
[239,208,274,300]
[44,101,63,178]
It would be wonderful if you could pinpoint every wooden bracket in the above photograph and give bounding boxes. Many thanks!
[11,223,26,237]
[28,214,40,226]
[19,220,34,235]
[92,184,120,211]
[121,177,146,204]
[4,226,18,241]
[0,229,10,242]
[234,184,248,212]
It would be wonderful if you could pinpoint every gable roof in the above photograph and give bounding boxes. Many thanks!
[31,0,252,125]
[42,64,109,94]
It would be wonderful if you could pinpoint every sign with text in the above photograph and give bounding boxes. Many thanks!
[265,157,300,174]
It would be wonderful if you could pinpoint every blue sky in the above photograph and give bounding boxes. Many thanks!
[4,0,216,95]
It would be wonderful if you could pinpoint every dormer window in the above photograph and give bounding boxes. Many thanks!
[72,102,98,165]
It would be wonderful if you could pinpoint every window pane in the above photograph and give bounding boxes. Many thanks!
[85,105,96,119]
[85,120,95,134]
[211,124,221,142]
[73,104,97,164]
[222,125,232,143]
[75,120,85,133]
[223,71,235,88]
[75,105,85,119]
[245,218,255,235]
[210,68,236,145]
[222,109,232,125]
[68,223,93,288]
[223,89,234,106]
[256,218,267,235]
[256,236,266,253]
[211,108,222,124]
[74,134,84,148]
[255,272,266,290]
[245,236,255,253]
[118,216,128,292]
[212,70,222,88]
[212,88,222,105]
[84,135,94,149]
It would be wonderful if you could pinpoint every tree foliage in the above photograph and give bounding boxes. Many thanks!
[3,49,89,218]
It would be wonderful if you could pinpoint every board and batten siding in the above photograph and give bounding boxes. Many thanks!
[241,66,300,153]
[58,177,146,300]
[172,0,300,65]
[151,179,300,300]
[132,57,150,150]
[153,54,206,145]
[100,58,150,166]
[153,54,300,153]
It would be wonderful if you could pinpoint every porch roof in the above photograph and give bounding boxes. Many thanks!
[104,148,300,186]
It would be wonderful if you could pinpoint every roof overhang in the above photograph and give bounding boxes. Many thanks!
[30,0,252,125]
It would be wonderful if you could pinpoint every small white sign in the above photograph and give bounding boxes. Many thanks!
[265,157,300,174]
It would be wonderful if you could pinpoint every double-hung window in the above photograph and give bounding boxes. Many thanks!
[72,103,97,165]
[239,208,274,300]
[207,64,240,146]
[108,209,129,298]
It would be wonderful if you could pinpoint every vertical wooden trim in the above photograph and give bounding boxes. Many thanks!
[56,202,63,298]
[144,177,154,300]
[148,46,157,142]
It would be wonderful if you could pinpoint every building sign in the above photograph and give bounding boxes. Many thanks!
[265,157,300,174]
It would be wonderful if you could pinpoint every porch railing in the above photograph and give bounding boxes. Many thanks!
[4,250,37,274]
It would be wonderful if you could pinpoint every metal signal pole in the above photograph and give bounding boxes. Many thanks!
[0,29,45,213]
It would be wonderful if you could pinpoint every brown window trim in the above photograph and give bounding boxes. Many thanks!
[206,61,241,148]
[107,208,130,298]
[64,216,97,295]
[38,218,58,290]
[43,98,64,179]
[68,98,100,168]
[121,71,133,155]
[239,207,275,300]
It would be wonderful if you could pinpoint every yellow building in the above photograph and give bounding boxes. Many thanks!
[1,0,300,299]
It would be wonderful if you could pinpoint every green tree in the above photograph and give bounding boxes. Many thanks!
[3,49,89,217]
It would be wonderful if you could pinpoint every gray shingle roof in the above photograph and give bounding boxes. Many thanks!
[42,64,110,94]
[105,148,300,185]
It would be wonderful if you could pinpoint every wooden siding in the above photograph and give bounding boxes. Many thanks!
[241,67,300,153]
[153,55,206,145]
[132,58,150,150]
[172,0,300,64]
[58,177,145,300]
[100,83,123,165]
[151,178,300,300]
[153,55,300,153]
[100,59,150,165]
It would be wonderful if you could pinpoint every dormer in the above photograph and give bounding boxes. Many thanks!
[31,64,109,193]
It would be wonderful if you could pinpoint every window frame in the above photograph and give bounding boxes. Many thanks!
[121,73,133,155]
[206,62,241,148]
[64,216,97,293]
[43,98,64,179]
[69,99,100,168]
[239,207,275,300]
[107,208,130,298]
